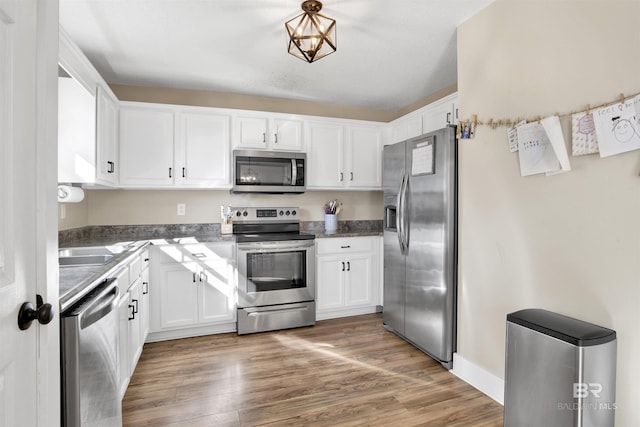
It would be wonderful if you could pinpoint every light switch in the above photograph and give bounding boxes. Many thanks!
[177,203,186,216]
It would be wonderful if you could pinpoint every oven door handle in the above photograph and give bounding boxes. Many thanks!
[245,305,310,317]
[238,241,315,252]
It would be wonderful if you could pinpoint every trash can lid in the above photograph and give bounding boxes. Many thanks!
[507,309,616,346]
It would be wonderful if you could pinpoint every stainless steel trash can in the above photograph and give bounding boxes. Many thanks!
[504,309,616,427]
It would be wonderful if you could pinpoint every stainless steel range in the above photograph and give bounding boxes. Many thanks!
[233,206,316,334]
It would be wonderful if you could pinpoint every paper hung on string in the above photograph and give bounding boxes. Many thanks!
[516,117,570,177]
[508,120,526,153]
[571,112,599,156]
[592,99,640,158]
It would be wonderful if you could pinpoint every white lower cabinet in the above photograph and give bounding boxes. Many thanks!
[149,242,236,341]
[117,246,151,400]
[316,236,381,320]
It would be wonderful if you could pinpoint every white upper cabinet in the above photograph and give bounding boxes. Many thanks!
[58,27,120,187]
[95,84,119,186]
[421,93,458,134]
[388,93,459,145]
[307,120,382,190]
[234,114,304,151]
[347,126,382,188]
[58,75,96,183]
[119,102,232,189]
[177,110,230,187]
[119,104,175,186]
[307,121,344,188]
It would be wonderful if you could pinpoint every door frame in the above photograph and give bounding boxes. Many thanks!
[34,0,60,424]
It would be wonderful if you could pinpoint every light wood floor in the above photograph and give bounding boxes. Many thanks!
[123,314,503,426]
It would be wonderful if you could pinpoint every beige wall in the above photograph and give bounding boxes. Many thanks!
[457,0,639,424]
[85,189,382,225]
[58,199,88,230]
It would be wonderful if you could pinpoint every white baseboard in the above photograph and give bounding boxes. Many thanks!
[451,352,505,405]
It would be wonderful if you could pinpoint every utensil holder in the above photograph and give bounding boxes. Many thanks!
[324,214,337,233]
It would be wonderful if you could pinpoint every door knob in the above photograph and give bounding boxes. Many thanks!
[18,294,55,330]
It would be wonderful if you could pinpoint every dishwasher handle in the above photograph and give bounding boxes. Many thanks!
[79,278,120,330]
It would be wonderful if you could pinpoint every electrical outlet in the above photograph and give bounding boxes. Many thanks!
[177,203,186,216]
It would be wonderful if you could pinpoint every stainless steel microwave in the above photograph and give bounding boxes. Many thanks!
[232,150,306,193]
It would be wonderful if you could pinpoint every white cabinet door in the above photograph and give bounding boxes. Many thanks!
[128,277,143,374]
[390,114,422,145]
[177,111,230,187]
[347,127,382,188]
[272,118,303,151]
[236,116,268,148]
[117,288,130,399]
[316,255,345,311]
[140,267,150,341]
[344,253,373,306]
[199,260,236,324]
[307,122,345,188]
[119,105,175,186]
[235,116,304,151]
[422,97,456,134]
[57,76,96,183]
[95,85,119,185]
[158,262,199,329]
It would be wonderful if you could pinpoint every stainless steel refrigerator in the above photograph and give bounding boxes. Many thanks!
[382,126,457,369]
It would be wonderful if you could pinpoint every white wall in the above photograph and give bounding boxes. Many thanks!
[457,0,639,425]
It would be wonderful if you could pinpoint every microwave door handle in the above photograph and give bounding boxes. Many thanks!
[291,159,297,186]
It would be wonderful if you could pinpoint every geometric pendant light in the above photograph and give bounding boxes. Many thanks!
[285,0,337,63]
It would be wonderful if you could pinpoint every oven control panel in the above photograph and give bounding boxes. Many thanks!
[232,207,300,222]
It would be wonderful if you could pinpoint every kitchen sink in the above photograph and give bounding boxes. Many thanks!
[58,244,132,267]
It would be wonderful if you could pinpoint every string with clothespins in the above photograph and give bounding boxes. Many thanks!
[460,91,640,131]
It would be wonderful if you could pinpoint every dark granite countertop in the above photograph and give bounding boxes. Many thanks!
[59,241,150,312]
[59,221,382,247]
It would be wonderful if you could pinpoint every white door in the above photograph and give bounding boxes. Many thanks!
[0,0,59,425]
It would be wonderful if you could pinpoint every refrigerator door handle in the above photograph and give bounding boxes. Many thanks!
[402,174,410,251]
[396,175,406,255]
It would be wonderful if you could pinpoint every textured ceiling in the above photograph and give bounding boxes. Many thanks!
[59,0,494,111]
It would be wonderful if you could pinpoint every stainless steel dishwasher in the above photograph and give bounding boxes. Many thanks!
[61,278,122,426]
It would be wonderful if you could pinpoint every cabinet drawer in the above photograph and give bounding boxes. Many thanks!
[316,237,373,254]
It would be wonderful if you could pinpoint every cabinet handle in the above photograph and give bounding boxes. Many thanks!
[142,282,149,295]
[144,258,149,262]
[455,108,458,120]
[128,304,135,320]
[192,272,197,283]
[132,298,139,314]
[347,261,351,271]
[274,133,278,143]
[340,172,344,182]
[107,161,115,174]
[350,172,353,181]
[340,245,350,249]
[341,261,345,271]
[169,167,172,178]
[446,112,452,124]
[182,167,186,178]
[262,132,266,143]
[200,272,206,282]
